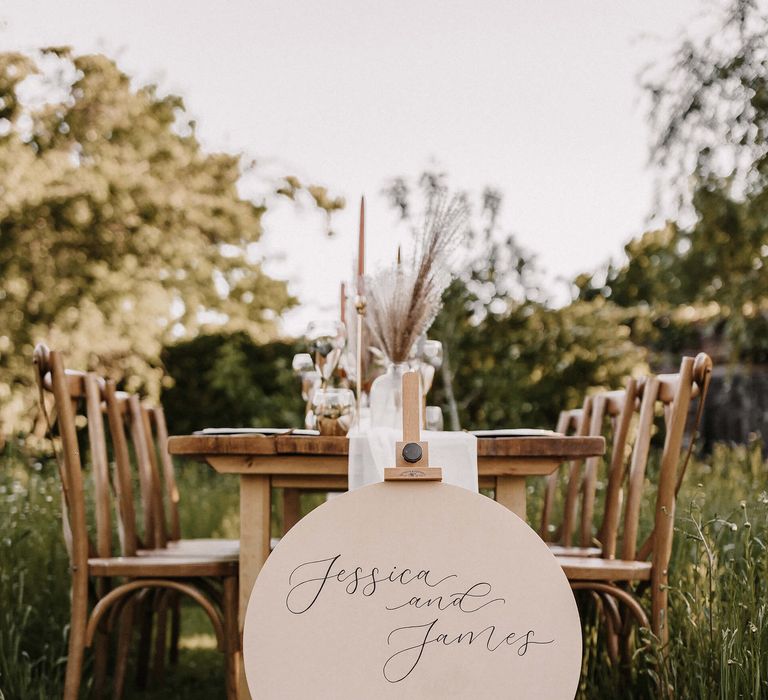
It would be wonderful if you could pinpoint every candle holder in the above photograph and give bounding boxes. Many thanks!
[354,292,367,429]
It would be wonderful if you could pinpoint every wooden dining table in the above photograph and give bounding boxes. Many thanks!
[168,431,603,697]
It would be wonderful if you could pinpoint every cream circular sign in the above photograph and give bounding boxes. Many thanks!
[244,482,581,698]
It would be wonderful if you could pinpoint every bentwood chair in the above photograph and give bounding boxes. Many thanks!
[557,353,713,657]
[139,401,239,557]
[33,346,241,699]
[105,391,240,681]
[548,381,640,558]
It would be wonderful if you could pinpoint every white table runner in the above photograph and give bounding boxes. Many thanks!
[348,428,478,493]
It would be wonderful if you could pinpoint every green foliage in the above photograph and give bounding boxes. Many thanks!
[432,281,645,429]
[0,48,303,436]
[161,332,305,435]
[644,0,768,193]
[577,441,768,699]
[575,193,768,364]
[0,450,70,699]
[575,0,768,364]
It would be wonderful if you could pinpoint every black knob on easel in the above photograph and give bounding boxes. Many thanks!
[402,442,423,463]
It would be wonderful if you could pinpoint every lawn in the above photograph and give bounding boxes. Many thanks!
[1,440,766,699]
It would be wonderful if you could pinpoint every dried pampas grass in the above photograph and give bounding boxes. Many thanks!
[365,193,468,363]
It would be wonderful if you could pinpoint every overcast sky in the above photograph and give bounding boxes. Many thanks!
[1,0,707,334]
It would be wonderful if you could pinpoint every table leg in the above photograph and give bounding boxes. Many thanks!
[238,474,271,699]
[282,488,301,534]
[496,476,527,521]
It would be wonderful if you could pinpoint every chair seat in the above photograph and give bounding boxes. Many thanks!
[548,544,602,558]
[89,551,238,578]
[163,538,240,557]
[557,555,652,582]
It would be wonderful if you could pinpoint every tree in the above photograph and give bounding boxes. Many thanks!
[0,48,334,435]
[645,0,768,207]
[161,333,305,436]
[576,0,768,363]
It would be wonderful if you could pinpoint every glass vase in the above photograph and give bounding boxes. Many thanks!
[369,362,421,429]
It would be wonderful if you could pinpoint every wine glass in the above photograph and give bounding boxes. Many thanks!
[292,353,320,398]
[306,320,347,386]
[419,339,443,396]
[292,353,314,375]
[292,352,321,429]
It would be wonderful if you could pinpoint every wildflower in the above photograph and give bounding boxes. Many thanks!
[730,523,738,532]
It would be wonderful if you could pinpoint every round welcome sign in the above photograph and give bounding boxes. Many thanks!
[243,480,582,698]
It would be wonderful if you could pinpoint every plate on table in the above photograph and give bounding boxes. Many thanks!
[194,428,320,436]
[470,428,561,438]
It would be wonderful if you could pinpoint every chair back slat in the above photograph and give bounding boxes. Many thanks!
[127,395,167,549]
[125,394,157,548]
[598,378,638,558]
[578,394,608,548]
[649,356,695,566]
[34,347,91,572]
[151,405,182,541]
[84,373,112,559]
[541,408,582,539]
[620,355,708,565]
[104,381,139,556]
[620,375,660,562]
[141,403,170,547]
[561,396,595,546]
[571,382,640,553]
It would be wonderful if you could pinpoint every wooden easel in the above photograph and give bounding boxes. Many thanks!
[384,371,443,481]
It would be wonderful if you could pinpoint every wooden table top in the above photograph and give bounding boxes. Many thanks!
[168,433,605,460]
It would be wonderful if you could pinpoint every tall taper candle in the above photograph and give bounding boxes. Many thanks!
[355,195,366,428]
[340,282,346,324]
[357,196,365,290]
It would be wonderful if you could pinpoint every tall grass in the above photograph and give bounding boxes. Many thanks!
[574,441,768,699]
[1,440,766,698]
[0,442,70,699]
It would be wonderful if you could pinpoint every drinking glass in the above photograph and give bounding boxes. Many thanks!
[425,405,444,432]
[311,387,356,436]
[306,320,346,386]
[292,353,314,375]
[419,339,443,396]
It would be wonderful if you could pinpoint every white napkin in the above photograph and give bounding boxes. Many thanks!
[348,428,478,493]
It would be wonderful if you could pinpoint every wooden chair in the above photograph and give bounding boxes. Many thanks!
[548,380,639,558]
[33,345,241,699]
[557,353,713,655]
[139,400,239,557]
[107,391,240,680]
